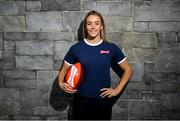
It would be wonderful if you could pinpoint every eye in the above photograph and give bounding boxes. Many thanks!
[86,22,92,26]
[95,22,101,25]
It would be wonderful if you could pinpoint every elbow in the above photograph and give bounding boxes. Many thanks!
[126,65,133,77]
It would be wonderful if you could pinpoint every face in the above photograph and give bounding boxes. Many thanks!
[86,15,103,39]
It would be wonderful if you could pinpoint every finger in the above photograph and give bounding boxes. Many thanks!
[100,88,109,92]
[100,91,110,98]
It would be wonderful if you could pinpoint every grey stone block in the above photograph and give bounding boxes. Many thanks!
[149,22,180,32]
[0,101,20,115]
[125,48,157,63]
[16,55,53,70]
[121,32,157,48]
[0,60,1,68]
[134,10,172,21]
[54,41,75,60]
[0,70,2,88]
[2,59,15,69]
[0,16,25,32]
[172,1,180,11]
[4,32,38,41]
[161,92,180,110]
[0,88,20,101]
[0,1,25,15]
[130,63,144,82]
[54,60,63,70]
[0,50,2,60]
[21,89,49,107]
[41,0,81,11]
[82,1,96,11]
[16,41,54,55]
[4,78,36,89]
[3,70,35,79]
[36,71,58,91]
[172,11,180,21]
[152,81,179,92]
[2,49,14,59]
[120,91,141,99]
[38,32,73,41]
[96,1,132,16]
[134,1,172,11]
[33,106,67,116]
[161,110,180,119]
[144,62,155,72]
[158,32,177,43]
[107,32,121,44]
[0,33,3,49]
[26,12,63,32]
[130,100,161,119]
[151,73,178,92]
[13,115,42,120]
[4,40,15,49]
[62,11,87,31]
[141,92,161,101]
[126,81,151,91]
[112,100,129,120]
[26,1,41,12]
[155,43,180,73]
[134,22,149,32]
[104,16,133,32]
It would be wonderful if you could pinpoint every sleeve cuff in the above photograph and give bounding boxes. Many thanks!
[117,57,126,64]
[64,60,73,66]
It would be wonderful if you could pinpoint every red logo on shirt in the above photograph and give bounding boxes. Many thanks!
[100,50,110,54]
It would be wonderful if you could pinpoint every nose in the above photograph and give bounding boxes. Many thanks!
[91,23,95,29]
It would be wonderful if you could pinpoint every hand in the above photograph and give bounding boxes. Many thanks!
[59,82,77,94]
[100,88,119,98]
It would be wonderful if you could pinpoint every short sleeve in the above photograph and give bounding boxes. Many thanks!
[64,46,77,66]
[112,44,126,64]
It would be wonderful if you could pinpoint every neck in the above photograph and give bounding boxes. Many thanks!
[86,36,102,44]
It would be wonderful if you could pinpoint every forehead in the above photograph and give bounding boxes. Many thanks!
[86,15,101,22]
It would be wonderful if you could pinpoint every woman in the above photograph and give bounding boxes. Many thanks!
[58,10,133,120]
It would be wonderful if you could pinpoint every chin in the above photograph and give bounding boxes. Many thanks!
[89,33,99,38]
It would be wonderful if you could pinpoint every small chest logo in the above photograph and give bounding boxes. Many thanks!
[100,50,110,54]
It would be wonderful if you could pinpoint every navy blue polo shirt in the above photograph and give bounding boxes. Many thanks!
[64,39,126,98]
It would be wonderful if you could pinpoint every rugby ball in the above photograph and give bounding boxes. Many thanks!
[65,62,84,90]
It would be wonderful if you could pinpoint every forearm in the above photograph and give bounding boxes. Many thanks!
[58,68,68,86]
[115,67,133,94]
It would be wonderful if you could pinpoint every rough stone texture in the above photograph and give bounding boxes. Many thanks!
[16,41,54,55]
[26,1,41,12]
[26,12,63,32]
[130,100,161,119]
[4,32,38,41]
[38,32,73,41]
[41,0,81,11]
[0,33,3,49]
[0,1,25,15]
[54,41,75,60]
[16,55,53,70]
[0,16,25,32]
[0,0,180,120]
[104,16,133,32]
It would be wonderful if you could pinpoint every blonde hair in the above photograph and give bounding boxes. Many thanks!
[83,10,107,42]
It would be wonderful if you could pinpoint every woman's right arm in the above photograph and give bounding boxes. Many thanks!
[58,62,77,94]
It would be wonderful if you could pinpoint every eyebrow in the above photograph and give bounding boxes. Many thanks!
[86,21,101,23]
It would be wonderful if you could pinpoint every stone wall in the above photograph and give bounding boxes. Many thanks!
[0,0,180,120]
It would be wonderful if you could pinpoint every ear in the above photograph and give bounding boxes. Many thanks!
[101,26,103,30]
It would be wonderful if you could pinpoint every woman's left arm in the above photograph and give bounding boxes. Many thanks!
[100,59,133,98]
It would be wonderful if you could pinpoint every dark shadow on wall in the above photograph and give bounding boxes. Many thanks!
[77,21,84,41]
[49,21,84,120]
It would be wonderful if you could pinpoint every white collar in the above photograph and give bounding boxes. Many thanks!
[84,39,103,46]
